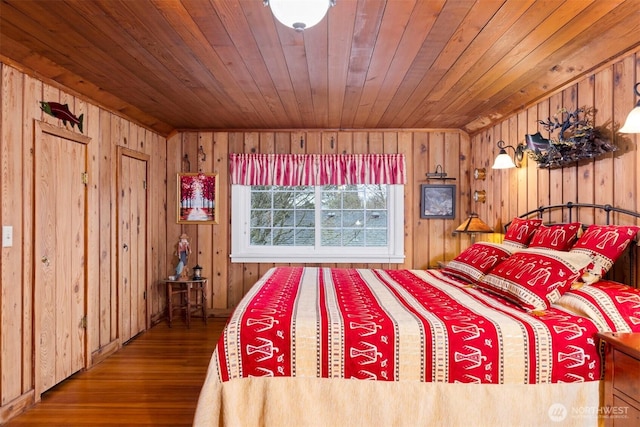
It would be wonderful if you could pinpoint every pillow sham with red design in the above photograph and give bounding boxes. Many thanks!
[554,281,640,332]
[570,224,640,278]
[502,217,543,248]
[478,248,593,311]
[442,242,516,283]
[528,222,582,251]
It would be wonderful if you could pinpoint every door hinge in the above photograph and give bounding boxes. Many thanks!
[81,172,88,185]
[143,290,147,300]
[81,315,87,329]
[143,179,147,190]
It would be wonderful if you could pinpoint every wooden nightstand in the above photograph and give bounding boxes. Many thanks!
[164,278,208,328]
[597,332,640,427]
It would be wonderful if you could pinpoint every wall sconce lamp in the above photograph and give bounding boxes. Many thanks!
[454,213,493,244]
[264,0,336,32]
[491,140,525,169]
[619,82,640,133]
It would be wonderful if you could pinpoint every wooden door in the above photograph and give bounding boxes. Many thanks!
[34,122,90,399]
[117,148,149,343]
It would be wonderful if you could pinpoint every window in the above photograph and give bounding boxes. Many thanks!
[231,184,405,263]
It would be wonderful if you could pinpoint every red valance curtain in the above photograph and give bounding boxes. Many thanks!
[229,153,406,186]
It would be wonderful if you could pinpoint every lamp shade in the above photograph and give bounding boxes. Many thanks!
[455,214,493,234]
[267,0,333,31]
[619,105,640,133]
[492,149,516,169]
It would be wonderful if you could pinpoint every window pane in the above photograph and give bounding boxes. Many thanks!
[273,228,294,245]
[249,186,316,246]
[295,229,314,245]
[365,229,387,246]
[295,210,315,227]
[234,184,403,263]
[320,184,387,248]
[250,228,272,245]
[321,229,342,246]
[249,184,387,249]
[251,190,272,208]
[321,210,341,226]
[366,210,386,227]
[250,210,271,227]
[342,211,363,227]
[275,210,294,226]
[273,189,294,209]
[342,228,364,246]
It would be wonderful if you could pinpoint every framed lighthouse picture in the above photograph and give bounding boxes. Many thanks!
[177,173,219,224]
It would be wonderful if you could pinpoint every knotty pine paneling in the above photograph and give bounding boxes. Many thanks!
[170,129,470,310]
[3,44,639,424]
[470,49,640,284]
[0,63,167,420]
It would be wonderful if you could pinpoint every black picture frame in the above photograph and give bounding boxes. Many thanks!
[420,184,456,219]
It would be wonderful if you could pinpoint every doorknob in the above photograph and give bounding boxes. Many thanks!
[123,243,128,251]
[41,256,50,266]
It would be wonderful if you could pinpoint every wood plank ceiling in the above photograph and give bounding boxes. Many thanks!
[1,0,639,136]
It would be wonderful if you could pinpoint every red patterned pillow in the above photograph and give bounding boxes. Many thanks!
[442,242,515,283]
[503,217,543,248]
[570,225,640,276]
[528,223,581,251]
[478,248,593,311]
[555,281,640,332]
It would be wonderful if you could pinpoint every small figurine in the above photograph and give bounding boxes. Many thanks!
[175,233,191,279]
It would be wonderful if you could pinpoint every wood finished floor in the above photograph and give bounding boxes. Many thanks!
[6,317,226,426]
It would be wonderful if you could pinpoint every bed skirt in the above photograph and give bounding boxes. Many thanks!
[193,374,602,427]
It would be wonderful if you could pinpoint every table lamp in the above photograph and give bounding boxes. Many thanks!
[454,213,493,243]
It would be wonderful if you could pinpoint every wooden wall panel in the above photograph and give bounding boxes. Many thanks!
[3,45,639,424]
[470,49,640,284]
[85,101,101,363]
[1,63,24,405]
[21,74,39,396]
[594,67,615,226]
[211,132,229,310]
[174,128,468,309]
[0,63,168,420]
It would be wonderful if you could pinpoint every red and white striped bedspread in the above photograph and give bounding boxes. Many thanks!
[215,267,601,385]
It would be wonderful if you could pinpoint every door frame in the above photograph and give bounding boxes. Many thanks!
[33,120,91,401]
[116,147,150,342]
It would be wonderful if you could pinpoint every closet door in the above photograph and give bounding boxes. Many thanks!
[118,148,149,343]
[34,122,90,399]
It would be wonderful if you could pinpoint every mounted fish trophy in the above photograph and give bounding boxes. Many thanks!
[39,101,84,133]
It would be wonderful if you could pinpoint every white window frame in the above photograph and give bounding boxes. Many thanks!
[231,185,405,263]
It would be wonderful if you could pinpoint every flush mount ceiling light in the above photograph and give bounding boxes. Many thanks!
[619,82,640,133]
[265,0,336,32]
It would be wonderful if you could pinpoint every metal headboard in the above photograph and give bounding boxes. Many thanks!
[505,202,640,288]
[509,202,640,226]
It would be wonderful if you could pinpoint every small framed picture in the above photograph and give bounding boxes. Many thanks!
[420,184,456,219]
[177,173,219,224]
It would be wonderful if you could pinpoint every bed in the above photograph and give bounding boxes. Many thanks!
[194,203,640,427]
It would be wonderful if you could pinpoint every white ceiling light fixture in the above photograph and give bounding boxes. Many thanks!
[265,0,336,32]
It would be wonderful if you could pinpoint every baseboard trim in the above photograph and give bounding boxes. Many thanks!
[91,339,120,366]
[0,390,35,424]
